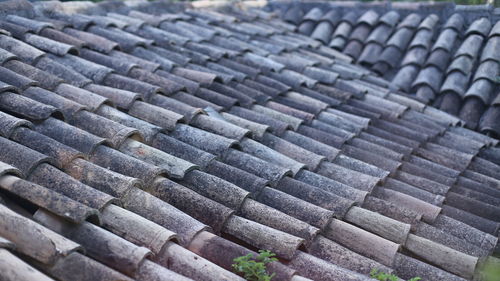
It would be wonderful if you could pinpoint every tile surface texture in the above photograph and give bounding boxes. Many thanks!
[0,1,499,281]
[273,1,500,138]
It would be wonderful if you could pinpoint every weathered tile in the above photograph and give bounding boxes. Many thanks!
[35,209,151,277]
[324,219,399,266]
[1,3,500,279]
[188,231,295,280]
[393,253,468,281]
[289,251,373,281]
[0,34,45,64]
[0,203,81,265]
[0,248,56,281]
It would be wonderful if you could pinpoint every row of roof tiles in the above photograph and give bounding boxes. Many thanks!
[273,1,500,138]
[0,1,499,281]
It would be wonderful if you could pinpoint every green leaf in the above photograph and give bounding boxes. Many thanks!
[388,275,399,281]
[232,250,277,281]
[370,268,380,278]
[370,268,409,281]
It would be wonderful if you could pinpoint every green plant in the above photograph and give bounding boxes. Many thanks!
[478,256,500,281]
[370,269,399,281]
[232,250,278,281]
[370,268,421,281]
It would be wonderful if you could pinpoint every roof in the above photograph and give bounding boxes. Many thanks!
[270,1,500,138]
[0,0,499,281]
